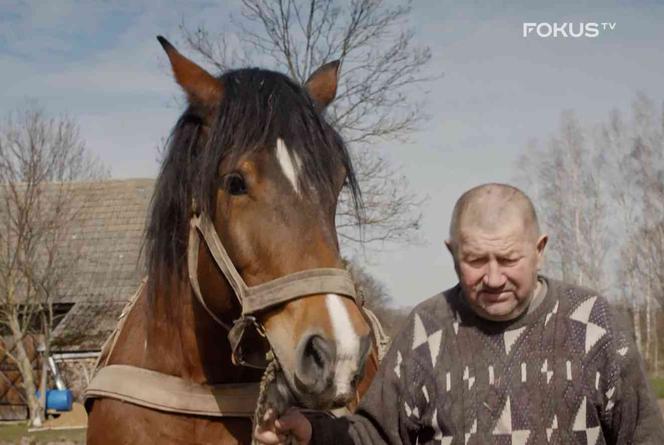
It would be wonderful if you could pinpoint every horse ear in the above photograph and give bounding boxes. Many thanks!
[157,36,223,109]
[304,60,340,109]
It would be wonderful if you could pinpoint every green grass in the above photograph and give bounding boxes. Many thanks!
[0,423,86,444]
[651,376,664,399]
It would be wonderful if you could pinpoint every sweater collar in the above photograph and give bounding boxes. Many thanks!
[451,275,558,333]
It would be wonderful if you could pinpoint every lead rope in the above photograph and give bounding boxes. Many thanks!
[252,354,277,445]
[252,353,296,445]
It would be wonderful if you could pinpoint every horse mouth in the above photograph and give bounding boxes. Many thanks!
[266,369,334,413]
[268,369,344,412]
[264,371,296,416]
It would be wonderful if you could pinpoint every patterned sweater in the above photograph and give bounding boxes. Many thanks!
[309,277,664,444]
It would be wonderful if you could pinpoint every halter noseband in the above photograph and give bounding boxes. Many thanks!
[187,212,358,367]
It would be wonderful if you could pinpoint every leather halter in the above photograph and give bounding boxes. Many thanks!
[187,212,358,367]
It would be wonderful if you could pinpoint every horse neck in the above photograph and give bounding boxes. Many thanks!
[139,275,262,385]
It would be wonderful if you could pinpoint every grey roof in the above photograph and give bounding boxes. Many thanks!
[54,178,153,304]
[44,179,154,351]
[51,301,128,352]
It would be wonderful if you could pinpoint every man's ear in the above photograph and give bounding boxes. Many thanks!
[536,234,548,267]
[444,239,455,257]
[445,239,463,279]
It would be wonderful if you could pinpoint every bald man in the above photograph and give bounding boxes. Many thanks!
[255,183,664,445]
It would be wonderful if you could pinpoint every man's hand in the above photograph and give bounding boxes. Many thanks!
[253,407,312,445]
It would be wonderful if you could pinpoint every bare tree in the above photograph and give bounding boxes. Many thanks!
[600,107,645,350]
[518,95,664,373]
[179,0,434,248]
[344,258,408,337]
[517,111,609,292]
[602,95,664,371]
[0,103,107,426]
[623,223,664,370]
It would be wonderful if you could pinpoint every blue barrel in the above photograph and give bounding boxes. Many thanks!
[35,389,73,411]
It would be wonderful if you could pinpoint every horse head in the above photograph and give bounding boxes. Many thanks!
[150,37,372,411]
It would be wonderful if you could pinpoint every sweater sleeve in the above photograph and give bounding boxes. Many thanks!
[602,314,664,444]
[308,311,428,445]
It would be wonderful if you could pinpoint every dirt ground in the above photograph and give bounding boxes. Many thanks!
[0,400,661,443]
[0,404,87,445]
[41,404,87,430]
[0,425,85,445]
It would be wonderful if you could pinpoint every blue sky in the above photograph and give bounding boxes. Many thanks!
[2,1,663,307]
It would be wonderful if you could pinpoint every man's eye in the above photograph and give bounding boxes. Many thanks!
[466,258,485,266]
[500,258,519,266]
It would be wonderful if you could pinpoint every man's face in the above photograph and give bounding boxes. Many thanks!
[447,220,547,321]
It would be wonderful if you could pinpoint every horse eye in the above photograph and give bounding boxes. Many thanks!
[224,173,247,196]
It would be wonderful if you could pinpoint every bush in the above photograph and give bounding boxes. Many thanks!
[650,376,664,399]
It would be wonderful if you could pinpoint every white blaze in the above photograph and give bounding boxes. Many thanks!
[276,138,302,194]
[325,293,360,396]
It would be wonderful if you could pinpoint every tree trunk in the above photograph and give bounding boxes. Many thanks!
[628,267,643,353]
[654,316,660,376]
[633,304,643,353]
[645,287,652,368]
[653,304,660,376]
[7,313,43,427]
[39,310,51,420]
[39,343,48,424]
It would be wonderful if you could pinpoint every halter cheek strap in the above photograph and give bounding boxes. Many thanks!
[187,215,233,331]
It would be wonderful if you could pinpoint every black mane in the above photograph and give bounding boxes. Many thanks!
[145,68,361,285]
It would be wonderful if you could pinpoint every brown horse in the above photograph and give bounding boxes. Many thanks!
[85,37,378,444]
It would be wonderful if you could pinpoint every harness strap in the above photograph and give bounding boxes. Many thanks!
[85,364,259,418]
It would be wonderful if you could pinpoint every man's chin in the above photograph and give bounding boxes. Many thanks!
[476,300,521,321]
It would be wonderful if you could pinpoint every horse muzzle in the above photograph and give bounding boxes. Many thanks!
[292,332,371,408]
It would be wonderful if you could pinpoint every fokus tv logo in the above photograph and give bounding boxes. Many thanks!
[523,22,616,38]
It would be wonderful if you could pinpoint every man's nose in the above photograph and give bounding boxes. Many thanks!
[484,260,506,288]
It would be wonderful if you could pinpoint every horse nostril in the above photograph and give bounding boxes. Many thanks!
[295,334,336,392]
[305,336,326,369]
